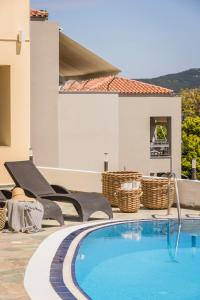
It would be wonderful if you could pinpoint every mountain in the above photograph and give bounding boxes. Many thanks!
[138,68,200,93]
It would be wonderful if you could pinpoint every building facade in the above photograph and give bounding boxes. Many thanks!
[0,0,30,183]
[31,18,59,167]
[30,12,181,178]
[30,13,119,167]
[59,92,181,177]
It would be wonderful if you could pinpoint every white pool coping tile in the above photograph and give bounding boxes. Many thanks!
[24,220,119,300]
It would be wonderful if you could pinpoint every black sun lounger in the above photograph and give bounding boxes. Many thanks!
[5,160,113,222]
[0,188,64,226]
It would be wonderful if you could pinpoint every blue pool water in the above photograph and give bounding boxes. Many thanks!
[75,220,200,300]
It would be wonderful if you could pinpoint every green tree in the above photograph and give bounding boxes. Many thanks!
[182,116,200,179]
[156,125,167,140]
[182,89,200,118]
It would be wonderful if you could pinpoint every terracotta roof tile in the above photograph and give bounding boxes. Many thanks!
[63,76,174,96]
[30,9,48,19]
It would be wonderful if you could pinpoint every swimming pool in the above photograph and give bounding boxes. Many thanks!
[75,220,200,300]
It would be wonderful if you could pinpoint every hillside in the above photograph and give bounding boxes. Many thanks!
[138,68,200,93]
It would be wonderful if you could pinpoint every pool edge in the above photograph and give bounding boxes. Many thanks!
[24,218,183,300]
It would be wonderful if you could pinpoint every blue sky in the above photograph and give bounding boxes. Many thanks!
[31,0,200,78]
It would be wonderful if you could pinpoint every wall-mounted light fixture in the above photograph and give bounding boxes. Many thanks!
[104,152,109,172]
[29,147,33,161]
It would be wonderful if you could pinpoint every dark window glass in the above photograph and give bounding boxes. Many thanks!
[150,117,171,158]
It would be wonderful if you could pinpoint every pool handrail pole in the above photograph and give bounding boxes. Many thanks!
[152,172,181,222]
[169,172,181,223]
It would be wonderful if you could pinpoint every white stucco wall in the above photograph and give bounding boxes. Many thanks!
[31,21,59,167]
[58,94,181,177]
[119,96,181,177]
[58,93,119,171]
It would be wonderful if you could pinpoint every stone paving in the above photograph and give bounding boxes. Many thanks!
[0,202,198,300]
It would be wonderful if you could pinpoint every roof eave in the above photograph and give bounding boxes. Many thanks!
[59,32,121,79]
[119,92,175,97]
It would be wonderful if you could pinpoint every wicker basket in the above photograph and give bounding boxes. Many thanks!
[0,205,7,231]
[141,177,175,209]
[102,171,142,207]
[118,188,143,213]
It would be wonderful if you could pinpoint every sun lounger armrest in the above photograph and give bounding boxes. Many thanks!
[51,184,70,194]
[13,186,38,199]
[23,188,39,199]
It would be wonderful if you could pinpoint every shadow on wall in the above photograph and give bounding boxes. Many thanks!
[16,40,21,55]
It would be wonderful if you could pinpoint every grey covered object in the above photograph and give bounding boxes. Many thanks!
[5,160,113,222]
[6,200,44,233]
[0,189,64,226]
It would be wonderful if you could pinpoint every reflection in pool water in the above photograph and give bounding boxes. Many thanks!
[75,220,200,300]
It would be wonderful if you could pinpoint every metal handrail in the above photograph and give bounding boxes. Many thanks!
[167,221,182,262]
[168,172,181,223]
[152,172,181,222]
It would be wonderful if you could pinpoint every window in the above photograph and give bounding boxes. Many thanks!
[0,66,11,146]
[150,117,171,158]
